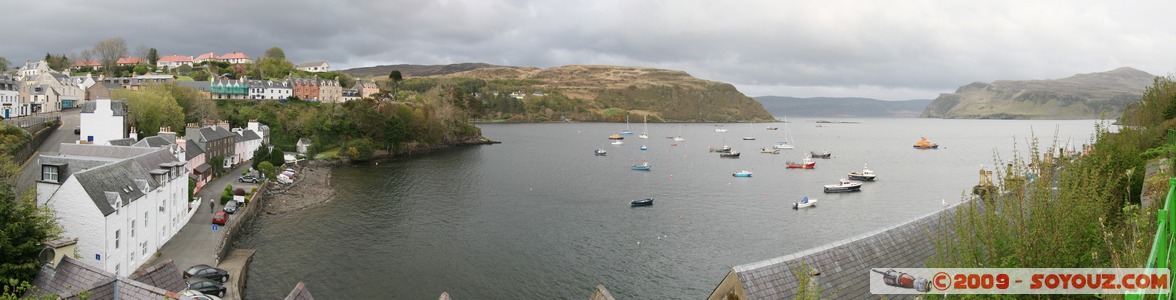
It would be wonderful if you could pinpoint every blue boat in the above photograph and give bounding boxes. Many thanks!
[732,170,753,177]
[631,162,652,170]
[630,198,654,206]
[640,145,648,150]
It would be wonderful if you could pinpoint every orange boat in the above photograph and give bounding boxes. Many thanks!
[913,137,939,149]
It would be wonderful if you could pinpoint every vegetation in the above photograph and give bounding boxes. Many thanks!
[0,56,9,71]
[0,151,61,294]
[113,85,185,137]
[930,76,1176,288]
[0,125,31,155]
[258,161,276,179]
[92,38,128,76]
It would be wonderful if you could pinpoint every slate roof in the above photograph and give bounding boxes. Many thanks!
[129,259,186,293]
[199,126,238,142]
[29,256,110,298]
[71,160,154,216]
[108,138,137,146]
[239,130,261,141]
[297,61,328,68]
[132,136,173,148]
[284,282,315,300]
[86,276,174,300]
[185,140,205,161]
[80,99,128,116]
[717,205,962,299]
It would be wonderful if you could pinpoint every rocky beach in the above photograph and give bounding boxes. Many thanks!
[263,164,336,214]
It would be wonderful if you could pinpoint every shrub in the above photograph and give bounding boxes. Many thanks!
[234,188,246,196]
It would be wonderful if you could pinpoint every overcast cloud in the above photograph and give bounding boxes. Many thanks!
[4,0,1175,100]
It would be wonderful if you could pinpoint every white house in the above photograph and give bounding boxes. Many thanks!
[80,99,129,145]
[156,55,194,70]
[263,80,292,100]
[296,61,330,73]
[247,120,269,145]
[36,143,191,277]
[0,76,19,119]
[233,129,262,164]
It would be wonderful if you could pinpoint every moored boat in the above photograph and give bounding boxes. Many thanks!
[810,151,831,159]
[913,137,939,149]
[630,198,654,206]
[631,161,652,170]
[732,170,753,177]
[792,197,817,209]
[760,147,780,154]
[848,164,876,181]
[786,157,816,169]
[823,178,863,193]
[714,125,728,133]
[719,151,741,158]
[611,140,624,145]
[640,145,648,150]
[609,134,624,140]
[709,145,732,153]
[774,141,795,149]
[594,149,607,156]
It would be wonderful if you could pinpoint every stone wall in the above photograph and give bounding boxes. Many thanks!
[215,181,269,262]
[9,117,60,164]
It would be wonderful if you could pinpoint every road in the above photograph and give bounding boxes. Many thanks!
[14,109,80,192]
[150,163,257,272]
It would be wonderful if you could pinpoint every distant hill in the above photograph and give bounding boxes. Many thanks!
[754,96,932,118]
[342,63,501,78]
[922,67,1156,119]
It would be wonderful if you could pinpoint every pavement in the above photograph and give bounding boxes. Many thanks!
[220,249,256,300]
[149,163,257,273]
[14,109,80,192]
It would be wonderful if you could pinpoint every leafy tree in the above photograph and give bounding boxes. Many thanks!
[94,37,128,75]
[133,64,149,75]
[258,161,276,180]
[0,152,61,290]
[344,138,375,161]
[268,147,285,168]
[264,47,285,60]
[43,53,69,72]
[146,48,159,66]
[209,156,225,176]
[0,56,9,71]
[176,64,192,76]
[191,70,210,81]
[252,145,270,170]
[169,85,218,124]
[337,73,356,89]
[258,57,294,80]
[114,85,184,137]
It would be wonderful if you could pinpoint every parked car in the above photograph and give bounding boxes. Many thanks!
[223,201,239,214]
[185,278,226,297]
[179,290,222,300]
[184,264,230,283]
[212,211,227,225]
[237,175,259,183]
[73,126,80,134]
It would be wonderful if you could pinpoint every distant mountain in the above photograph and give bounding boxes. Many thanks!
[342,63,501,78]
[754,96,933,118]
[922,67,1156,119]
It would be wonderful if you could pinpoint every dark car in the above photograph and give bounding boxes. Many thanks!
[237,175,258,183]
[184,264,230,283]
[223,201,239,214]
[212,211,227,225]
[73,126,80,134]
[185,278,225,297]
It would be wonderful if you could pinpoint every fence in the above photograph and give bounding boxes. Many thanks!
[214,180,270,262]
[1127,178,1176,300]
[8,117,60,164]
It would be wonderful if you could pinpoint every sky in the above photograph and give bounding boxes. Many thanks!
[3,0,1176,100]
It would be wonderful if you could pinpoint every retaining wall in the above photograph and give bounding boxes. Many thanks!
[215,181,270,262]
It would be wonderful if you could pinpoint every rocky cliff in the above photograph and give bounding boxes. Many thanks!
[921,67,1156,119]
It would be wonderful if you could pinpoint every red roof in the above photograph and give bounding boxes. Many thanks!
[116,57,142,65]
[71,60,101,67]
[157,55,193,63]
[219,52,251,60]
[194,52,218,61]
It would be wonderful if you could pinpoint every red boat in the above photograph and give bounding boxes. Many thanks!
[786,157,816,169]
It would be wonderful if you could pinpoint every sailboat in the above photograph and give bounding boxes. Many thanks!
[638,115,649,139]
[621,115,634,135]
[743,122,755,140]
[673,124,686,142]
[774,117,796,149]
[714,125,728,133]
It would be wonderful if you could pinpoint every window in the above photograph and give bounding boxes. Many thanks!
[114,230,120,249]
[41,165,58,182]
[144,212,148,226]
[130,220,135,237]
[141,242,147,256]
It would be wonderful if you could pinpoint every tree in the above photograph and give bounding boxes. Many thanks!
[114,85,184,137]
[191,70,210,81]
[252,144,270,170]
[94,38,128,75]
[0,152,61,290]
[258,161,276,180]
[337,73,356,89]
[0,56,9,71]
[170,85,218,123]
[268,147,285,167]
[344,138,375,161]
[133,64,149,75]
[389,70,403,84]
[146,48,159,66]
[264,47,286,60]
[134,45,150,62]
[209,156,225,176]
[176,64,192,76]
[44,53,69,72]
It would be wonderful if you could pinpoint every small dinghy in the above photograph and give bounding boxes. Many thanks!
[792,197,817,209]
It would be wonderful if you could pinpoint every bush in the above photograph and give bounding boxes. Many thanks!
[234,188,246,196]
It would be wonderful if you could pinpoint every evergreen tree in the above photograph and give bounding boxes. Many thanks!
[0,152,61,289]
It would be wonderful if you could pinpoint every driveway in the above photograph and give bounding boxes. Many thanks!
[150,163,254,272]
[14,109,80,192]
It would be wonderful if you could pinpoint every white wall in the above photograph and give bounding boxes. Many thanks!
[80,99,125,144]
[40,178,108,275]
[0,90,19,118]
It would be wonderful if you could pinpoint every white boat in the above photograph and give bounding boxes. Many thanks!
[638,115,649,139]
[743,122,755,140]
[611,140,624,145]
[760,147,779,154]
[714,125,728,133]
[594,149,607,156]
[792,197,817,209]
[823,178,862,193]
[848,164,876,181]
[673,125,686,142]
[732,170,753,177]
[774,116,796,149]
[640,145,648,150]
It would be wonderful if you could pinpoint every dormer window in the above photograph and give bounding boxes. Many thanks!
[40,162,66,183]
